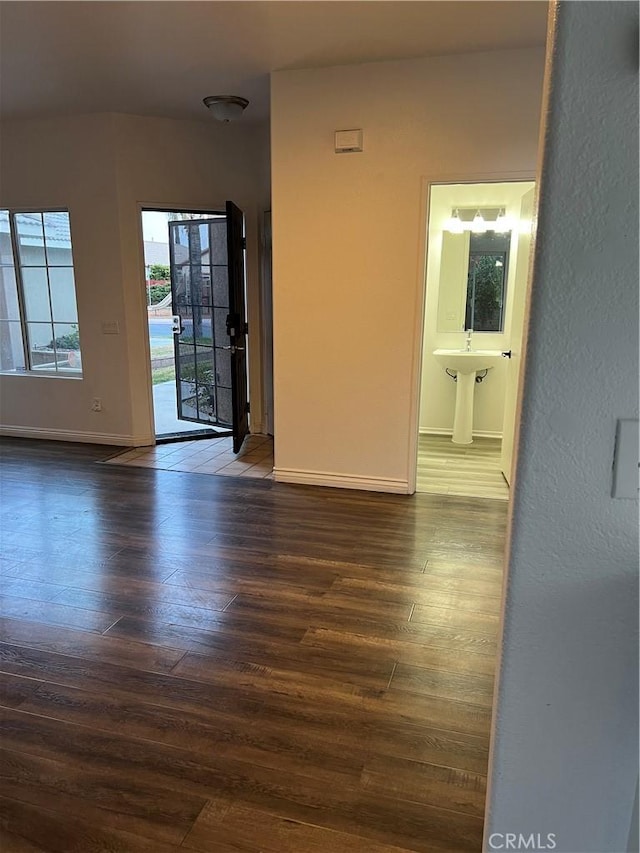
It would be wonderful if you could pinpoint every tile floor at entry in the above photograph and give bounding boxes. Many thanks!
[105,434,274,479]
[417,434,509,501]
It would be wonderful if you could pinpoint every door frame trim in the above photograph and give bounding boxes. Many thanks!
[408,170,536,495]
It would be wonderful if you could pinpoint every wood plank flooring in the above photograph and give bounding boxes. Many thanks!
[416,435,509,501]
[0,438,508,852]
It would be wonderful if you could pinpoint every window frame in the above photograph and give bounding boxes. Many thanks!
[0,207,82,378]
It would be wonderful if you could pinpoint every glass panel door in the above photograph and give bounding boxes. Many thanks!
[169,218,233,427]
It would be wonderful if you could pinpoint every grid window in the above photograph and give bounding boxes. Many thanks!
[0,210,82,375]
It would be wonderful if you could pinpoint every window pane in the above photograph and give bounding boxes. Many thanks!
[53,323,82,372]
[15,213,46,266]
[0,266,20,320]
[22,267,51,322]
[44,212,74,266]
[9,208,81,376]
[49,267,78,322]
[27,322,55,370]
[0,210,14,265]
[0,321,25,372]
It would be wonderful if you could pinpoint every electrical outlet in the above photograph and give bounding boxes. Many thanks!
[91,398,102,413]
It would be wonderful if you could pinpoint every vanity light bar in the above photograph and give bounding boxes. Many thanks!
[445,207,512,233]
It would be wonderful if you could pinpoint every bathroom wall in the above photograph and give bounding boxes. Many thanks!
[419,181,534,437]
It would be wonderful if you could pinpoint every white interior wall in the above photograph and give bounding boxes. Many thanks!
[485,3,639,852]
[270,46,544,491]
[112,113,270,439]
[0,112,270,443]
[419,181,534,436]
[0,114,135,441]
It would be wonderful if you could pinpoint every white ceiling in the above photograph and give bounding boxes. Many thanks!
[0,1,548,123]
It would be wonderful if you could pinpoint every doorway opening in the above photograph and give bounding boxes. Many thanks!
[416,180,535,499]
[141,206,249,452]
[142,209,225,441]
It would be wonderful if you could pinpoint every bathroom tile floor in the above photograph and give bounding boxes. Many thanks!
[417,434,509,501]
[103,433,274,479]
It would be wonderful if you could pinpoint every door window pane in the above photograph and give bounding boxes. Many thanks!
[209,220,227,265]
[194,347,215,421]
[214,348,232,388]
[214,307,228,348]
[188,266,208,305]
[216,386,233,425]
[172,264,191,314]
[211,267,228,308]
[197,223,209,256]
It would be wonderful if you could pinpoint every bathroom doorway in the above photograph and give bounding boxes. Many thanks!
[415,179,535,498]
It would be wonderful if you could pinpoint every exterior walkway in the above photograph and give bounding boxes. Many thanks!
[153,380,220,437]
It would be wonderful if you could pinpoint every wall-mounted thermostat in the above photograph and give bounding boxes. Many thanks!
[335,129,363,153]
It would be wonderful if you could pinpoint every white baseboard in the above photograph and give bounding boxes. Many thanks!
[0,425,154,447]
[273,467,410,494]
[419,427,503,439]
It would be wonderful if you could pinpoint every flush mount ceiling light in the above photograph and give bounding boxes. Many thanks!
[203,95,249,122]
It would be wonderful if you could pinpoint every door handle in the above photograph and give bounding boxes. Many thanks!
[172,315,183,335]
[502,350,512,358]
[223,345,245,354]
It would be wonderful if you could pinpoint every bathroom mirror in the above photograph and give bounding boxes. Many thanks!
[436,230,511,332]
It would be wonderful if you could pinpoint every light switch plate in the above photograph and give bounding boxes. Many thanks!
[612,418,639,499]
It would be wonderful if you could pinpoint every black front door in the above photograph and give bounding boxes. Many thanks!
[226,201,249,453]
[169,205,248,452]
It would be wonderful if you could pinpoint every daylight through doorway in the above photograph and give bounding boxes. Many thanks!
[141,209,230,442]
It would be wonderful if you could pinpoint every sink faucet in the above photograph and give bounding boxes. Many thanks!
[465,329,473,352]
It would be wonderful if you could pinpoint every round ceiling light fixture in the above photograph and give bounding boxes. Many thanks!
[203,95,249,122]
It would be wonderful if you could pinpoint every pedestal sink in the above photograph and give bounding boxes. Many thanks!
[433,349,504,444]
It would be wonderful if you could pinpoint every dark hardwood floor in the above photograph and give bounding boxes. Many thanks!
[0,438,508,852]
